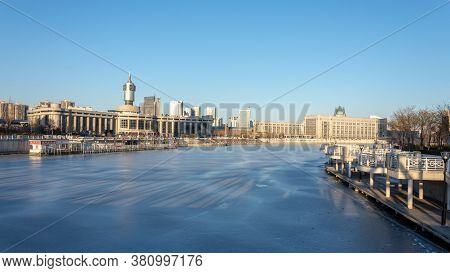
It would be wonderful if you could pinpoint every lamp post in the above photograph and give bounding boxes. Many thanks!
[359,145,365,182]
[441,152,449,226]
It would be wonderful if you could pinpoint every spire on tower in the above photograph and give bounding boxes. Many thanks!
[128,72,132,83]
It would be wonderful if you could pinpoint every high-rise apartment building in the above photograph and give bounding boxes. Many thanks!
[0,100,29,121]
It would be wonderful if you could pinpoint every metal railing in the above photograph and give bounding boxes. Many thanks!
[387,152,445,172]
[407,155,445,171]
[359,148,400,168]
[346,145,361,157]
[326,145,342,157]
[359,153,387,168]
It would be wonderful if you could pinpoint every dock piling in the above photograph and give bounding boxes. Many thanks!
[386,174,391,198]
[408,179,414,209]
[369,172,374,189]
[419,181,424,199]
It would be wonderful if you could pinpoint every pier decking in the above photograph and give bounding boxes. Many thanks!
[326,166,450,246]
[323,143,449,247]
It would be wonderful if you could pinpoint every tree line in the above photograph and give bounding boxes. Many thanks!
[389,104,449,150]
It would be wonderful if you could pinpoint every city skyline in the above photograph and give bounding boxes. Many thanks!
[0,1,449,258]
[1,0,449,119]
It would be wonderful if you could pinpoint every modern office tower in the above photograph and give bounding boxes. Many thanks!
[304,106,388,140]
[238,108,251,128]
[0,100,29,121]
[228,116,239,128]
[205,106,218,126]
[141,96,161,116]
[169,100,184,117]
[192,106,201,117]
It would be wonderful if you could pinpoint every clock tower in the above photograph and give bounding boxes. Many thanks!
[117,73,139,113]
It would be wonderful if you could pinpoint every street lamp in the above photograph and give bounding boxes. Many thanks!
[441,152,449,226]
[359,144,365,182]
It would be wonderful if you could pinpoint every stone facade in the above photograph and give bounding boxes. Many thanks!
[254,121,304,138]
[304,111,387,141]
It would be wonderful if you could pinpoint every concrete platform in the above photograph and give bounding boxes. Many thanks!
[326,166,450,247]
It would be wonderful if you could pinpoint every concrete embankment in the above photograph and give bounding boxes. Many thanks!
[0,139,29,154]
[182,138,262,147]
[0,136,176,156]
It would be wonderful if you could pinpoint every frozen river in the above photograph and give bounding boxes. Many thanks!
[0,145,444,252]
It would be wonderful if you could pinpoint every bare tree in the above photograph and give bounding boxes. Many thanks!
[434,103,450,147]
[389,106,419,150]
[416,109,434,149]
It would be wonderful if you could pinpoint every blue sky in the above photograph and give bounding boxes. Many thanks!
[0,0,449,120]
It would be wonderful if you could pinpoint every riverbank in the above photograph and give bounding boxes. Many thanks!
[0,135,176,156]
[0,135,388,155]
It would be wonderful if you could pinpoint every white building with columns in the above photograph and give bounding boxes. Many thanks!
[27,75,212,137]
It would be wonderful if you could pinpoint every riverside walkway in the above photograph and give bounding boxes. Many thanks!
[326,165,450,247]
[322,143,449,248]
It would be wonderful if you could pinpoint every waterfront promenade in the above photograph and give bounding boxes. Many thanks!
[326,166,450,246]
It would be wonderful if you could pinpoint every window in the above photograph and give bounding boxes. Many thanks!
[139,120,145,130]
[120,120,128,129]
[129,120,137,129]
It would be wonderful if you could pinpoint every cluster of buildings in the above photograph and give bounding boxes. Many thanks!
[0,100,28,123]
[166,100,223,127]
[227,108,251,129]
[26,74,213,137]
[3,75,390,141]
